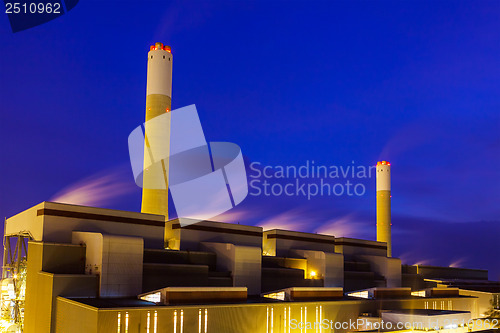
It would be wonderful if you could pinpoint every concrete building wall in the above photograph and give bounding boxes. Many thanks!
[5,202,165,248]
[263,230,335,257]
[24,242,98,333]
[72,232,144,297]
[166,219,263,251]
[44,273,98,333]
[415,265,489,280]
[358,255,402,288]
[201,242,262,295]
[382,311,471,329]
[291,249,344,287]
[54,296,477,333]
[4,202,45,240]
[335,237,388,258]
[458,289,500,317]
[55,298,98,333]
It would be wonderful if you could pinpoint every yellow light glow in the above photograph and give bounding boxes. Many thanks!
[204,309,207,333]
[154,311,158,333]
[174,310,177,333]
[198,309,202,333]
[309,271,317,278]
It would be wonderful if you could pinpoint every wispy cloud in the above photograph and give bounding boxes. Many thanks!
[449,257,469,268]
[378,121,436,161]
[50,165,136,208]
[314,213,371,238]
[257,207,315,231]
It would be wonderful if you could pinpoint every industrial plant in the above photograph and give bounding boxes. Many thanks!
[1,43,499,333]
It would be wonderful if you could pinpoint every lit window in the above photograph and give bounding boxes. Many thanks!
[262,291,285,301]
[347,290,369,299]
[411,290,426,297]
[140,292,161,303]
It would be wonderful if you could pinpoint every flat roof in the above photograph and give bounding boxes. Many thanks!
[64,294,391,309]
[263,229,335,242]
[66,297,157,309]
[415,264,488,273]
[335,237,387,248]
[168,219,263,236]
[384,309,470,316]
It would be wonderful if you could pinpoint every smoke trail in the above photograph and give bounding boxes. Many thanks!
[314,213,370,238]
[257,208,313,231]
[211,209,253,224]
[50,165,137,208]
[378,121,436,161]
[449,257,469,268]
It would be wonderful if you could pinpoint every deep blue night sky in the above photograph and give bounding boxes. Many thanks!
[1,1,499,278]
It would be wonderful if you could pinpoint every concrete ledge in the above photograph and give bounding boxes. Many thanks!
[139,287,248,305]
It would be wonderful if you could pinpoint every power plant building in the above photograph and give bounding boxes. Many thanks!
[1,43,499,333]
[2,201,499,333]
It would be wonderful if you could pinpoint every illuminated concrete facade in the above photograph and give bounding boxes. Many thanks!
[141,42,173,218]
[54,293,479,333]
[3,43,499,333]
[376,160,392,257]
[3,201,498,333]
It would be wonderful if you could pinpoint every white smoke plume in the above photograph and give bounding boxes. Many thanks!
[50,165,137,208]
